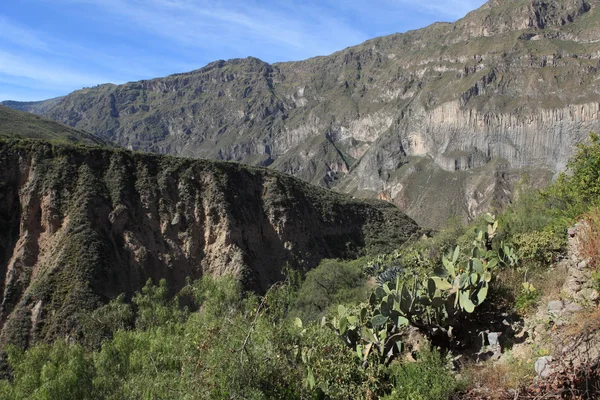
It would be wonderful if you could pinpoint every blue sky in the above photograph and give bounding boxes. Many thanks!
[0,0,487,102]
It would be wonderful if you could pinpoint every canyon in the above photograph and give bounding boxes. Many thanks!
[4,0,600,227]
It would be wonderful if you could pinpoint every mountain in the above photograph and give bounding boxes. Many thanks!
[0,105,107,146]
[0,138,418,347]
[1,97,64,115]
[4,0,600,227]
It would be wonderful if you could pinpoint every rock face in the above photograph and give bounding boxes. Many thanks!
[0,139,418,347]
[4,0,600,227]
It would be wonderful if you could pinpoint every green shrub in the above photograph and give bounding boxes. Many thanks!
[79,294,134,349]
[295,259,368,321]
[498,186,555,237]
[383,348,459,400]
[515,284,539,315]
[93,327,187,400]
[592,269,600,292]
[298,324,378,399]
[511,230,565,270]
[545,133,600,217]
[133,278,187,330]
[180,296,301,399]
[414,215,468,262]
[2,342,95,400]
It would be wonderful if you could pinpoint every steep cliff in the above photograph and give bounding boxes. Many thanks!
[5,0,600,227]
[0,138,418,347]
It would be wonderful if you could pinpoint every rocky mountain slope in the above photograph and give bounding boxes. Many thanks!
[0,105,107,146]
[1,97,64,116]
[4,0,600,227]
[0,138,418,347]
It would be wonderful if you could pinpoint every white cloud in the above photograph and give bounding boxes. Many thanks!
[0,17,50,51]
[0,14,178,99]
[0,50,109,87]
[57,0,368,60]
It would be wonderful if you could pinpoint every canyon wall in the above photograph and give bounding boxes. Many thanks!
[0,139,417,347]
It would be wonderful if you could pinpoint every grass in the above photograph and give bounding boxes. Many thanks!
[562,307,600,340]
[461,353,535,399]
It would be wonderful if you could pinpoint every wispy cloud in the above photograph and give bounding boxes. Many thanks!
[60,0,369,60]
[0,13,175,100]
[0,50,108,87]
[0,17,49,51]
[0,15,162,78]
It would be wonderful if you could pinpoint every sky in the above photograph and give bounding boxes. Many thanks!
[0,0,487,102]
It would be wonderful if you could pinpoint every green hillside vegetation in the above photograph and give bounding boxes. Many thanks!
[2,134,600,399]
[0,106,108,146]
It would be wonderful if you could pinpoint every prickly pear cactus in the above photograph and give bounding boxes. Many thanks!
[321,214,518,365]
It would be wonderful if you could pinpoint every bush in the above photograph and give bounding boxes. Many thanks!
[545,133,600,217]
[383,348,459,400]
[180,293,301,399]
[78,294,134,350]
[418,216,467,262]
[1,342,95,400]
[515,285,539,315]
[511,230,565,271]
[498,187,555,236]
[133,278,187,330]
[295,259,368,321]
[298,324,377,399]
[592,269,600,292]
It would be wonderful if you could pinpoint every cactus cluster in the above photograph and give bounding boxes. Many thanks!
[322,214,518,366]
[322,302,406,366]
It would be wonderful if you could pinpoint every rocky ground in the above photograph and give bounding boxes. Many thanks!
[459,223,600,399]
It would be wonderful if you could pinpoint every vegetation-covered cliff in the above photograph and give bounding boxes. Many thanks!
[0,138,418,348]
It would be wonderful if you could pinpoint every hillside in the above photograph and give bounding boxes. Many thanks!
[0,97,64,115]
[2,134,600,399]
[0,106,107,146]
[0,138,418,347]
[4,0,599,227]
